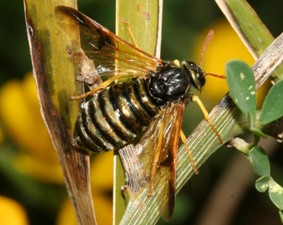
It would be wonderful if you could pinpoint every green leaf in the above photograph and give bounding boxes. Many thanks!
[259,80,283,125]
[269,178,283,210]
[248,146,270,176]
[255,176,270,193]
[226,60,257,122]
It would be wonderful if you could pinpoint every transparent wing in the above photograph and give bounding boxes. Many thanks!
[121,103,185,221]
[55,6,162,80]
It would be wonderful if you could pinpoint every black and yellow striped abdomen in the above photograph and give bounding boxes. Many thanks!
[74,78,161,152]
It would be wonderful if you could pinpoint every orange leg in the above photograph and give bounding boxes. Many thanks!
[70,74,138,100]
[123,20,139,48]
[148,119,165,196]
[192,95,223,144]
[180,130,199,174]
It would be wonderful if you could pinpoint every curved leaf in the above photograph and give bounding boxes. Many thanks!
[269,178,283,210]
[259,80,283,125]
[255,176,270,193]
[248,146,270,176]
[226,60,256,121]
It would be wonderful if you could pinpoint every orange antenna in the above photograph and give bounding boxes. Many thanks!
[200,30,226,79]
[205,72,226,79]
[200,29,214,67]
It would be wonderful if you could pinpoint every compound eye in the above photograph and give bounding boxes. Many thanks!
[194,65,205,87]
[182,61,205,90]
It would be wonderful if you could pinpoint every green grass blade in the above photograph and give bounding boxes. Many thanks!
[215,0,283,81]
[117,30,283,225]
[24,1,97,225]
[114,0,162,224]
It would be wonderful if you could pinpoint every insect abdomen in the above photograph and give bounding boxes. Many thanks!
[74,79,160,152]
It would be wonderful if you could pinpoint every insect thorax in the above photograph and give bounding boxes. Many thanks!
[148,64,192,105]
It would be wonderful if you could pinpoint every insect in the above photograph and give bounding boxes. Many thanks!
[55,6,222,221]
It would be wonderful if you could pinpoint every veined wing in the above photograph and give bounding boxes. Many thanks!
[55,6,162,80]
[123,103,185,221]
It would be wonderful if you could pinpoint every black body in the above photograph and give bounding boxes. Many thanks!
[74,61,205,152]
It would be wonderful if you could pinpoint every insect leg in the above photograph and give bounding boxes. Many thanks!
[192,95,223,144]
[70,84,104,100]
[123,20,139,48]
[70,74,138,100]
[148,113,166,196]
[180,130,199,174]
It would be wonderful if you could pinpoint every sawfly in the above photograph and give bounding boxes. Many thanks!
[55,6,223,221]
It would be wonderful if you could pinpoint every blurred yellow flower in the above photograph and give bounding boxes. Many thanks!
[0,195,29,225]
[57,151,113,225]
[193,19,269,108]
[0,73,63,183]
[90,151,113,189]
[1,73,113,225]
